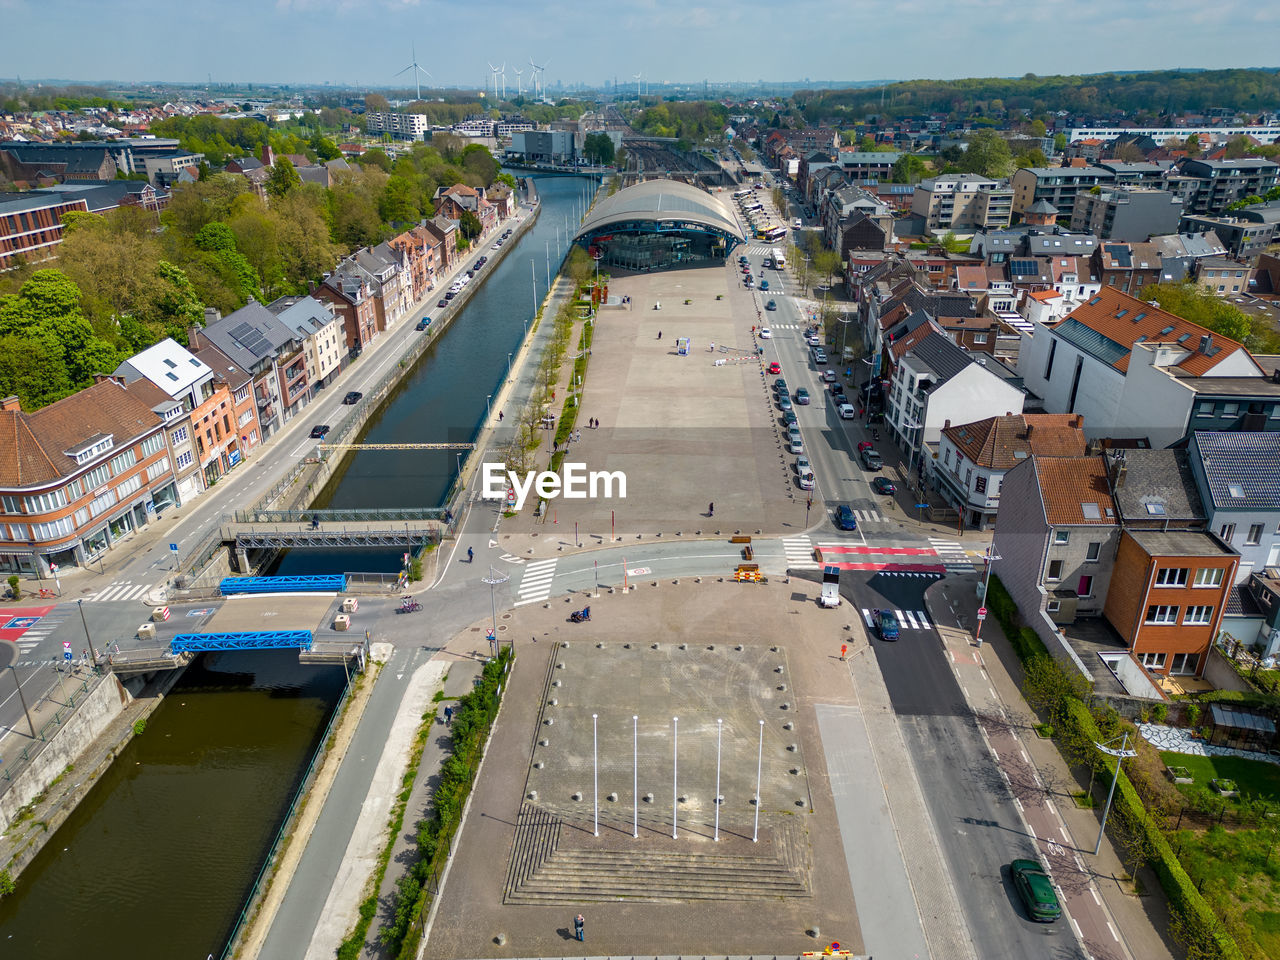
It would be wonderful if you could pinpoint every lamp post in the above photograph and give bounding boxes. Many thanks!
[974,546,1003,647]
[507,352,513,384]
[592,713,599,837]
[632,714,639,838]
[753,719,764,842]
[714,718,723,842]
[76,598,100,674]
[486,394,492,424]
[480,565,508,657]
[672,716,679,839]
[1093,732,1137,855]
[530,259,537,315]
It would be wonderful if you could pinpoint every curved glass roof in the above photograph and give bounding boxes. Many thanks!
[575,179,744,243]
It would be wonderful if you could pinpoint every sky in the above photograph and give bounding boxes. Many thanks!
[4,0,1279,90]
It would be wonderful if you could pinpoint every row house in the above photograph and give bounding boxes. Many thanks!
[193,343,262,466]
[318,270,379,356]
[388,224,444,302]
[435,184,499,235]
[821,184,889,254]
[122,378,202,505]
[937,413,1086,530]
[353,244,413,333]
[427,217,460,273]
[486,183,516,219]
[0,382,179,576]
[270,296,345,393]
[1091,241,1163,296]
[1016,287,1266,447]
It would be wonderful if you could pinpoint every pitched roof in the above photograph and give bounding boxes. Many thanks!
[1055,287,1250,375]
[113,338,212,399]
[903,330,974,386]
[1192,432,1280,511]
[1033,455,1117,525]
[1108,449,1204,522]
[0,381,163,489]
[945,414,1086,469]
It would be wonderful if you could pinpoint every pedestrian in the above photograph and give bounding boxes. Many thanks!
[499,410,504,422]
[444,705,453,724]
[657,330,662,340]
[467,547,474,563]
[708,502,714,517]
[574,914,585,942]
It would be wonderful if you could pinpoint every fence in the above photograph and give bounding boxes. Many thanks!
[0,670,98,794]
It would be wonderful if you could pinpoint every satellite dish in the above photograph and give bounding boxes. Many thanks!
[0,640,18,671]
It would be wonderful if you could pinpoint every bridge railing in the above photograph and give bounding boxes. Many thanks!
[233,507,446,524]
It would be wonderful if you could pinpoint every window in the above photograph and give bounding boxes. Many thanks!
[115,474,142,499]
[73,507,88,526]
[1086,541,1101,562]
[23,488,68,514]
[1077,575,1093,597]
[171,425,188,445]
[1047,559,1064,581]
[147,458,171,483]
[141,433,165,457]
[1047,600,1061,613]
[1184,605,1213,625]
[973,333,988,344]
[1054,529,1070,544]
[175,450,194,470]
[2,495,20,513]
[1155,568,1188,587]
[974,476,987,493]
[1140,652,1167,669]
[1195,567,1224,588]
[83,465,110,491]
[109,449,136,476]
[1195,401,1214,418]
[1043,338,1057,381]
[1222,402,1239,416]
[944,447,951,466]
[1247,523,1264,546]
[1171,652,1200,675]
[1220,523,1236,543]
[1145,605,1179,624]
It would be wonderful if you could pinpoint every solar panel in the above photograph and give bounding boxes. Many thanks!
[228,321,272,358]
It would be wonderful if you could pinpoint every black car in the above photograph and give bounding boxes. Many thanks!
[445,291,456,300]
[438,299,448,308]
[309,424,330,439]
[342,391,362,404]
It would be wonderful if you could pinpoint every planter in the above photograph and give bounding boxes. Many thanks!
[1210,778,1238,798]
[1034,723,1055,739]
[1166,765,1194,785]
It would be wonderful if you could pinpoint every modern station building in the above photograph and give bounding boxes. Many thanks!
[574,179,745,271]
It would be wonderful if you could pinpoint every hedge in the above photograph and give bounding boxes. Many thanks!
[986,575,1049,663]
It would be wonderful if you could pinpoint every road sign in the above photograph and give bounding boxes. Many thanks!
[63,640,73,661]
[977,607,987,621]
[50,563,58,573]
[914,503,928,509]
[169,543,179,552]
[505,487,516,506]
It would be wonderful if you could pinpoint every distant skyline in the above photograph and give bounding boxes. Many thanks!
[5,0,1280,91]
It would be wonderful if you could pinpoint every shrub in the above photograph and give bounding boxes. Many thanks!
[132,718,147,736]
[1186,703,1201,728]
[1153,702,1168,724]
[0,869,14,899]
[7,574,19,601]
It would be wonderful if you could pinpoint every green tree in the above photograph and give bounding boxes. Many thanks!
[266,157,301,198]
[357,149,392,173]
[1052,132,1068,153]
[1184,134,1202,157]
[1138,281,1257,346]
[1224,135,1254,159]
[959,129,1013,178]
[459,144,499,186]
[1027,118,1047,138]
[380,175,422,225]
[858,134,877,152]
[891,154,927,184]
[364,93,390,114]
[458,209,483,240]
[1015,148,1048,169]
[583,132,615,165]
[194,222,261,304]
[939,144,965,166]
[309,132,341,161]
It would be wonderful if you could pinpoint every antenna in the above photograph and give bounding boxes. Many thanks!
[396,44,432,101]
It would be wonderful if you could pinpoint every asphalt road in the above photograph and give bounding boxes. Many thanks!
[846,573,1084,959]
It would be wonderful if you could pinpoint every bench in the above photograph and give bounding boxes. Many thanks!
[736,563,759,574]
[730,535,752,544]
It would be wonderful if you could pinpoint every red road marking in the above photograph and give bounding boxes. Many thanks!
[0,604,57,643]
[825,561,947,573]
[819,545,937,556]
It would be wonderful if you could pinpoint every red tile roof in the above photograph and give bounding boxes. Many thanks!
[1062,287,1248,375]
[1034,456,1117,526]
[945,414,1086,470]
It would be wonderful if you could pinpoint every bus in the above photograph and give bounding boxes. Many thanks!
[772,247,787,269]
[732,188,752,199]
[762,225,788,243]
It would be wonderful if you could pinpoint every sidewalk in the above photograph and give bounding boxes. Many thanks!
[924,574,1179,960]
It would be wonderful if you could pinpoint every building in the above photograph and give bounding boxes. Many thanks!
[198,302,309,436]
[1166,158,1279,217]
[1192,257,1251,296]
[1187,432,1280,582]
[1090,241,1163,295]
[1069,187,1184,241]
[0,382,178,575]
[0,191,89,269]
[885,331,1026,474]
[1017,287,1266,445]
[0,141,118,182]
[192,341,262,468]
[836,150,903,181]
[1012,165,1114,218]
[317,268,380,356]
[509,130,576,164]
[118,378,201,506]
[269,296,345,394]
[911,174,1013,232]
[1067,125,1280,143]
[1178,214,1275,260]
[364,112,430,140]
[936,413,1087,530]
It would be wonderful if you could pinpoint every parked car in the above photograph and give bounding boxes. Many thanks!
[830,385,846,402]
[789,434,804,454]
[812,349,827,365]
[1010,860,1062,922]
[415,317,432,331]
[774,377,788,392]
[794,388,810,405]
[798,469,815,490]
[309,424,330,439]
[342,391,363,404]
[795,454,811,475]
[872,476,897,495]
[761,280,770,292]
[860,447,883,471]
[438,299,448,308]
[837,402,856,419]
[835,504,858,531]
[822,369,837,382]
[759,327,771,339]
[765,299,777,311]
[783,409,798,427]
[778,395,793,412]
[876,608,900,641]
[445,291,456,300]
[857,440,874,452]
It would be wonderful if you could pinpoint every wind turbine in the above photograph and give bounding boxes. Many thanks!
[530,56,551,101]
[513,66,524,99]
[396,44,432,101]
[634,72,642,101]
[487,61,503,100]
[500,62,507,100]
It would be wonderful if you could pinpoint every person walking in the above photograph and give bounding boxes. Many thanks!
[498,410,504,422]
[708,502,714,517]
[657,330,662,340]
[467,547,474,563]
[574,914,585,942]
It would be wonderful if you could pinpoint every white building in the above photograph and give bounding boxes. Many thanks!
[365,112,430,140]
[270,296,345,393]
[113,338,216,412]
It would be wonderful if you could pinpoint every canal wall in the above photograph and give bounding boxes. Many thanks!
[268,194,545,517]
[0,667,183,876]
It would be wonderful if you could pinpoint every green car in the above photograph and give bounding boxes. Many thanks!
[1010,859,1061,922]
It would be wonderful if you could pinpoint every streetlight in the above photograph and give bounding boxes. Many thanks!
[974,546,1002,647]
[486,394,492,424]
[1093,733,1137,855]
[507,352,514,384]
[76,598,100,674]
[480,565,509,657]
[0,644,35,738]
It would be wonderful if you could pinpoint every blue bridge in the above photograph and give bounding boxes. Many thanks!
[219,575,347,595]
[170,631,314,653]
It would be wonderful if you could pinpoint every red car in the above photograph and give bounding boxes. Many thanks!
[767,361,782,374]
[857,440,874,452]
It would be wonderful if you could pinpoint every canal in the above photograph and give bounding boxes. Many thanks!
[0,652,347,959]
[274,174,597,577]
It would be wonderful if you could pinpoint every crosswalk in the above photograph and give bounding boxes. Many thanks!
[862,607,933,632]
[514,558,558,606]
[846,508,883,523]
[783,536,819,570]
[928,538,978,573]
[12,615,63,657]
[745,243,776,255]
[764,323,804,331]
[81,580,152,603]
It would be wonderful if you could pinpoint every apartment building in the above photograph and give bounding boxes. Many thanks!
[1178,214,1275,260]
[1069,187,1183,241]
[1166,157,1280,217]
[0,191,90,269]
[270,295,345,393]
[1012,165,1114,217]
[364,112,430,140]
[911,174,1013,232]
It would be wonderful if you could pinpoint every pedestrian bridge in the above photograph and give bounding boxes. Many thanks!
[226,507,446,550]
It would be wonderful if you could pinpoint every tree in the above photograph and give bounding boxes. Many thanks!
[583,132,615,165]
[380,175,422,225]
[813,249,842,287]
[1027,118,1047,138]
[959,129,1013,178]
[357,148,392,173]
[1184,134,1202,157]
[939,144,965,166]
[309,133,341,161]
[1014,148,1048,169]
[1112,141,1144,163]
[431,132,465,163]
[1224,135,1254,159]
[1021,655,1092,731]
[458,209,483,240]
[1053,132,1067,153]
[364,93,389,114]
[891,154,927,184]
[266,157,301,198]
[459,144,499,186]
[1137,281,1256,346]
[858,134,878,152]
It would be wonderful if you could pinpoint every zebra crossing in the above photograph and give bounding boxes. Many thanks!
[764,323,804,331]
[81,580,152,603]
[846,508,883,524]
[782,536,819,570]
[928,538,978,573]
[745,243,776,255]
[11,616,64,656]
[514,558,558,606]
[862,607,933,632]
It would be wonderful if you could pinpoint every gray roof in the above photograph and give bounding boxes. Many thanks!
[1239,200,1280,226]
[1026,233,1098,257]
[1210,703,1276,734]
[270,295,338,338]
[1110,449,1204,523]
[1192,432,1280,511]
[1026,198,1059,215]
[201,301,299,371]
[575,179,743,243]
[908,331,974,388]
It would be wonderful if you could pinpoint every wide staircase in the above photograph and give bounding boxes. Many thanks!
[504,801,811,903]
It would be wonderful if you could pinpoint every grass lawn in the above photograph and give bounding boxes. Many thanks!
[1159,751,1280,802]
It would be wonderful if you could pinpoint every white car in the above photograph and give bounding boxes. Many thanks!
[806,333,822,346]
[793,218,802,228]
[759,328,772,339]
[789,435,804,454]
[838,402,856,420]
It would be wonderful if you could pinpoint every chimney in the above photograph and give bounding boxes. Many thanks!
[1199,333,1213,354]
[0,395,22,412]
[1073,414,1084,429]
[1024,423,1034,440]
[188,327,201,350]
[943,419,951,429]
